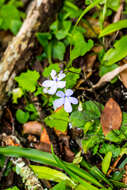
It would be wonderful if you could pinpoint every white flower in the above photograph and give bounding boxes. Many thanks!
[53,89,78,113]
[42,70,66,95]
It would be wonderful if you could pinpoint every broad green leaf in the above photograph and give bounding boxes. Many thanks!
[102,151,112,174]
[70,31,93,62]
[0,146,58,167]
[16,109,29,124]
[83,101,101,118]
[15,70,40,92]
[108,0,120,11]
[42,63,60,77]
[70,111,86,127]
[31,165,74,188]
[53,41,66,61]
[51,181,66,190]
[103,36,127,65]
[65,67,81,88]
[100,20,127,38]
[44,108,69,132]
[0,4,21,33]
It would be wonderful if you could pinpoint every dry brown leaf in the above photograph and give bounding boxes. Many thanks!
[83,54,96,79]
[120,63,127,88]
[40,127,51,145]
[23,121,43,136]
[101,98,122,136]
[93,63,127,89]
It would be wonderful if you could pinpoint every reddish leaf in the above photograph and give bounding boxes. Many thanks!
[40,127,51,145]
[101,98,122,136]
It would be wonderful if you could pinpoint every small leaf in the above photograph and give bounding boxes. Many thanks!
[101,98,122,136]
[103,36,127,65]
[70,31,93,62]
[100,20,127,38]
[16,109,29,124]
[42,63,60,77]
[102,151,112,174]
[51,181,66,190]
[12,88,23,104]
[44,108,69,132]
[53,41,66,61]
[15,70,40,92]
[65,67,81,88]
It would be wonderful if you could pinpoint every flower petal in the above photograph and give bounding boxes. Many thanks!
[57,81,66,89]
[43,87,48,94]
[53,98,64,110]
[51,70,57,80]
[47,85,57,95]
[42,80,55,87]
[64,98,72,113]
[65,89,73,97]
[58,71,66,81]
[56,91,65,98]
[69,97,78,104]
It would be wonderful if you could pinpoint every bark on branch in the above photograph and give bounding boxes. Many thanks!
[0,0,62,117]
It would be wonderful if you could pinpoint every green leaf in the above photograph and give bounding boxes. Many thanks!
[105,130,122,143]
[70,31,93,62]
[51,181,66,190]
[36,32,52,51]
[83,101,101,118]
[5,186,19,190]
[53,41,66,61]
[65,67,81,88]
[103,36,127,65]
[44,108,69,132]
[30,165,74,188]
[16,109,29,124]
[108,0,120,11]
[42,63,60,77]
[55,21,72,40]
[10,19,22,35]
[102,152,112,174]
[99,144,120,158]
[15,70,40,92]
[76,0,103,25]
[0,4,22,33]
[12,88,24,104]
[70,111,86,128]
[99,64,118,77]
[100,20,127,38]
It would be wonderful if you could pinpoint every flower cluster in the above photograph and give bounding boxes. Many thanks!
[42,70,78,113]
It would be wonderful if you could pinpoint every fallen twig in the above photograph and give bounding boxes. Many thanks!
[92,63,127,89]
